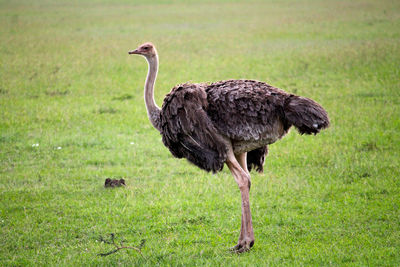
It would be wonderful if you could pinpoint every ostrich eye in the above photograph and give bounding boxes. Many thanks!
[143,46,149,50]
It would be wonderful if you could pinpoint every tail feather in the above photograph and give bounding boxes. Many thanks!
[284,95,329,135]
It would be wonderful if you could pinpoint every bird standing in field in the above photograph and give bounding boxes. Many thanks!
[129,42,329,253]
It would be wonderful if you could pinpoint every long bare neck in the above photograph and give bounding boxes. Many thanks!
[144,54,161,131]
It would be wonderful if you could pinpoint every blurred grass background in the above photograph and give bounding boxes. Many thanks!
[1,0,399,265]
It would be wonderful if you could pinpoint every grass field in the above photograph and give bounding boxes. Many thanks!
[1,0,400,265]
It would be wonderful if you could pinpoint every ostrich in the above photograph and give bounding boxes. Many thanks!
[128,42,329,253]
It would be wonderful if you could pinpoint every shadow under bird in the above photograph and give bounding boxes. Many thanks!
[129,42,329,253]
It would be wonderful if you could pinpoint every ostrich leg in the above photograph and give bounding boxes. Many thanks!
[235,152,251,189]
[226,150,254,252]
[234,152,250,248]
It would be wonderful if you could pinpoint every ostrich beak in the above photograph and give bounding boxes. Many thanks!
[128,49,139,55]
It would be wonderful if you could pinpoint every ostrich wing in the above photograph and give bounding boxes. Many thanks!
[160,83,228,173]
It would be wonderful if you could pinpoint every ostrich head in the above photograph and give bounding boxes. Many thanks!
[128,42,156,58]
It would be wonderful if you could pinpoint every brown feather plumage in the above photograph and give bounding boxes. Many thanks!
[206,80,290,142]
[159,79,329,173]
[247,146,268,173]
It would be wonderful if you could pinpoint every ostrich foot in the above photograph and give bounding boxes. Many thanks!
[230,238,254,253]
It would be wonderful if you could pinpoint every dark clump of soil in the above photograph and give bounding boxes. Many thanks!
[104,178,126,188]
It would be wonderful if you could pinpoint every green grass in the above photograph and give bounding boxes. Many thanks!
[1,0,400,265]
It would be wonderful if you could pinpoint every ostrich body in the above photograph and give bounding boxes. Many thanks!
[129,42,329,252]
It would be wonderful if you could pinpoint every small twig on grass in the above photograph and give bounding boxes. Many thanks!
[98,233,146,258]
